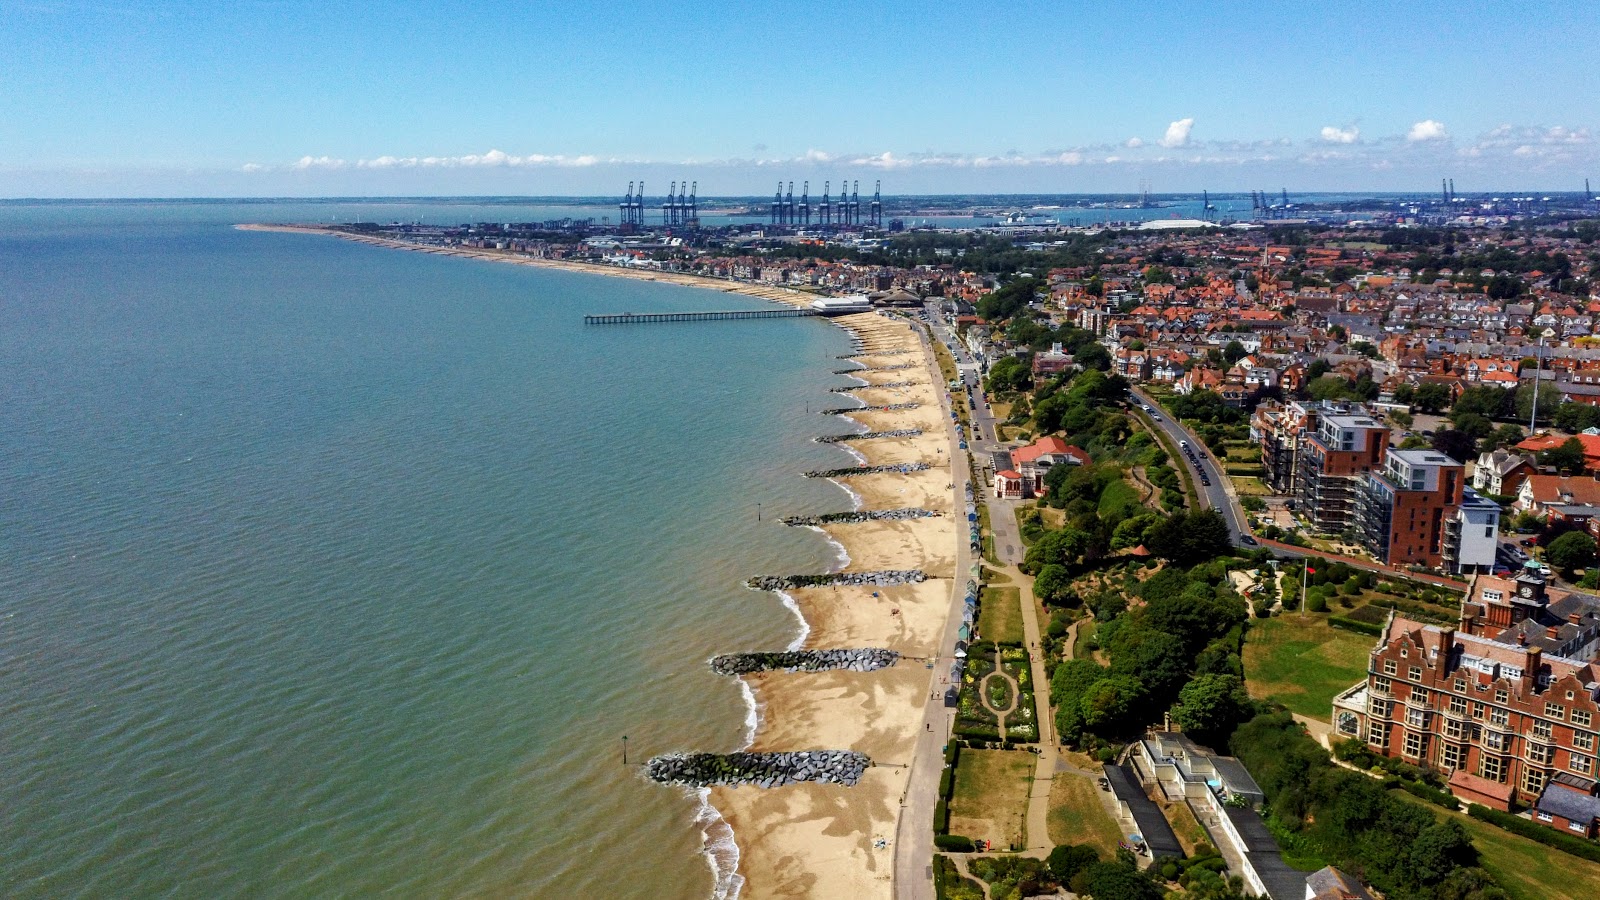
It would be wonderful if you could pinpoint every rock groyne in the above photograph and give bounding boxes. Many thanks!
[803,462,930,478]
[780,508,940,526]
[747,570,927,591]
[818,403,920,416]
[829,381,914,393]
[646,750,872,789]
[709,649,900,676]
[816,429,922,443]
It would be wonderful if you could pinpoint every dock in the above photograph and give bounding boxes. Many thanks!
[584,309,818,325]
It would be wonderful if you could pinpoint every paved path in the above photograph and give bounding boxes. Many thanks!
[893,316,973,900]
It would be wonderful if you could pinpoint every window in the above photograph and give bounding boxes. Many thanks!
[1537,811,1554,823]
[1483,590,1503,602]
[1410,666,1423,681]
[1572,754,1594,776]
[1490,708,1509,727]
[1486,526,1495,538]
[1575,710,1593,728]
[1440,742,1462,771]
[1444,718,1464,739]
[1404,731,1427,758]
[1413,687,1429,704]
[1407,709,1429,728]
[1373,676,1392,694]
[1495,688,1509,705]
[1384,659,1397,676]
[1532,720,1552,739]
[1524,768,1548,794]
[1473,702,1485,719]
[1576,732,1595,752]
[1368,721,1389,748]
[1401,646,1409,658]
[1572,822,1589,834]
[1455,679,1467,693]
[1481,755,1505,782]
[1528,743,1551,764]
[1486,731,1506,751]
[1547,702,1566,720]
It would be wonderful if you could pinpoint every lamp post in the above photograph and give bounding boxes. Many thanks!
[1529,327,1556,434]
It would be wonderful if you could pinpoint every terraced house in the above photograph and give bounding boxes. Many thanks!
[1333,564,1600,837]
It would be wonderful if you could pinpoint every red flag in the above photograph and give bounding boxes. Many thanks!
[1306,565,1316,574]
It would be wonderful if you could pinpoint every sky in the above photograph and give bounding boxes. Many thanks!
[1,1,1597,197]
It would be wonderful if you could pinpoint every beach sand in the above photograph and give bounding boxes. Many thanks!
[239,226,957,899]
[710,313,956,899]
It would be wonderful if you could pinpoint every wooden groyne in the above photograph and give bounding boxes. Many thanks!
[583,309,817,325]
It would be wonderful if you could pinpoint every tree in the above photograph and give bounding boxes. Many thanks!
[1451,411,1494,440]
[1108,625,1190,702]
[1307,375,1354,401]
[1172,674,1253,743]
[1514,381,1564,425]
[1540,436,1586,474]
[1555,401,1600,434]
[1046,844,1101,883]
[1306,358,1332,380]
[1392,383,1416,406]
[1021,528,1090,573]
[1486,273,1524,300]
[1488,423,1525,450]
[1079,675,1145,731]
[1033,563,1072,606]
[1431,429,1477,463]
[1074,343,1111,371]
[1547,531,1598,575]
[986,355,1029,392]
[1414,382,1452,413]
[1223,340,1247,365]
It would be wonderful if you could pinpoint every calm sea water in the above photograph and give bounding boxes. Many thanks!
[0,202,860,898]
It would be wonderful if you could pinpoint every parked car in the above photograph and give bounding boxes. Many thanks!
[1240,535,1258,546]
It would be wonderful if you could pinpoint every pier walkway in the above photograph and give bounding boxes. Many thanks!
[583,309,817,325]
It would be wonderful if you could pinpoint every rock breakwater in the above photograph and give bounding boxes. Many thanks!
[802,462,930,478]
[818,403,920,416]
[780,508,940,526]
[646,751,872,789]
[829,381,914,393]
[747,570,927,591]
[816,429,922,443]
[709,649,900,675]
[831,363,916,374]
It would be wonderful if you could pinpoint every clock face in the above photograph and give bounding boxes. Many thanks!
[1519,585,1534,598]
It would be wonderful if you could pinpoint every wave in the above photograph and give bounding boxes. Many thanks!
[693,786,746,900]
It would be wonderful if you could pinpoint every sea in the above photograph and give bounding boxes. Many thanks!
[0,200,866,898]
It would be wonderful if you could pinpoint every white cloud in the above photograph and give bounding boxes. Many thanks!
[240,163,265,173]
[348,150,602,169]
[1158,118,1195,148]
[849,151,912,169]
[802,148,833,163]
[1320,125,1360,144]
[1406,120,1448,142]
[1124,137,1144,149]
[293,155,346,170]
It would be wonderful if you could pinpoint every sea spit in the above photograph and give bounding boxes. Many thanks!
[239,224,962,899]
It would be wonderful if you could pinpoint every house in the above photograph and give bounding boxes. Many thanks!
[1534,774,1600,838]
[994,469,1025,500]
[1473,449,1535,497]
[1013,435,1089,496]
[1305,867,1373,900]
[1515,474,1600,517]
[1517,433,1600,472]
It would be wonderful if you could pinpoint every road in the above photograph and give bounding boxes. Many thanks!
[1128,386,1249,541]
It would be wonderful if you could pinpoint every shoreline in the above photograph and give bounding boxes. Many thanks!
[240,223,957,899]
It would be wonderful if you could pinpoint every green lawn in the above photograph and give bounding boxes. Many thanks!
[1072,618,1099,660]
[978,586,1024,645]
[1457,809,1600,900]
[948,750,1036,849]
[1047,773,1125,857]
[1231,475,1271,496]
[1097,478,1142,519]
[1242,615,1373,720]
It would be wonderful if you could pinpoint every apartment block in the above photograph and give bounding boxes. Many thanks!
[1293,412,1389,534]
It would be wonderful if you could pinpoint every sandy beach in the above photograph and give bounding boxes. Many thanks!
[240,224,958,899]
[708,313,956,899]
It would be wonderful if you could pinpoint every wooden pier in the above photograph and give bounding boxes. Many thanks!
[584,309,817,325]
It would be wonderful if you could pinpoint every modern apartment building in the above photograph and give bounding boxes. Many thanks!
[1293,411,1389,534]
[1353,449,1463,569]
[1332,565,1600,833]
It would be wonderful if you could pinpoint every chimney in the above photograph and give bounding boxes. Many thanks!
[1572,613,1584,625]
[1525,645,1543,692]
[1435,627,1455,669]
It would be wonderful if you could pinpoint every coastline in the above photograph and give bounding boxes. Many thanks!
[241,224,958,899]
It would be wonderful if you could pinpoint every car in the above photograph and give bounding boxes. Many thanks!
[1152,415,1162,422]
[1240,535,1258,546]
[1179,439,1188,447]
[1520,537,1538,547]
[1141,404,1152,411]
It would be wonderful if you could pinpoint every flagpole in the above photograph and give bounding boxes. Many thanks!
[1301,560,1310,618]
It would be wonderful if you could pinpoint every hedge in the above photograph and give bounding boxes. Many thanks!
[934,799,950,834]
[1390,778,1459,811]
[1466,803,1600,863]
[934,834,976,852]
[1329,615,1384,636]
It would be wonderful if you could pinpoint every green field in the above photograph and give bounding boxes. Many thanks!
[1242,615,1373,720]
[978,586,1024,645]
[948,750,1036,849]
[1460,810,1600,900]
[1046,773,1125,856]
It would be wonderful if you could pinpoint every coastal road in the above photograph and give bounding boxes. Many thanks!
[1129,386,1249,541]
[893,315,974,900]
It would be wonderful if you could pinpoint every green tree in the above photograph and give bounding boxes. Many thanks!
[1033,563,1072,606]
[1307,375,1355,401]
[1485,273,1524,299]
[1046,844,1101,883]
[986,355,1030,392]
[1488,423,1525,450]
[1555,401,1600,434]
[1414,382,1452,413]
[1074,343,1111,371]
[1431,429,1477,463]
[1547,531,1598,575]
[1540,436,1586,474]
[1391,383,1416,405]
[1223,340,1247,365]
[1079,675,1145,731]
[1451,411,1494,440]
[1021,528,1090,574]
[1514,381,1564,425]
[1172,674,1253,743]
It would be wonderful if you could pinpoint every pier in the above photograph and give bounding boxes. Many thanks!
[584,309,817,325]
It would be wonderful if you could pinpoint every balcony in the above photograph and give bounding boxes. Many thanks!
[1442,706,1469,722]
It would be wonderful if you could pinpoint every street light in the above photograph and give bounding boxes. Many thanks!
[1529,327,1557,434]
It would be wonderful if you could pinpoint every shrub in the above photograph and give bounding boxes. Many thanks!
[935,834,976,853]
[1396,779,1459,811]
[1307,592,1329,613]
[1046,843,1101,881]
[934,799,950,834]
[1329,615,1384,636]
[1467,804,1600,863]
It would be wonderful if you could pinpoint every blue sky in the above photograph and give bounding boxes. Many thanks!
[2,1,1597,196]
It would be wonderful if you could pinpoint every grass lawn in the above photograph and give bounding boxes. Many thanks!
[978,586,1024,645]
[1456,809,1600,900]
[1046,773,1125,856]
[1038,505,1065,530]
[1097,478,1142,519]
[1242,615,1372,720]
[1156,797,1209,855]
[982,566,1012,585]
[977,504,998,565]
[948,750,1036,849]
[1073,619,1099,660]
[1231,475,1271,496]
